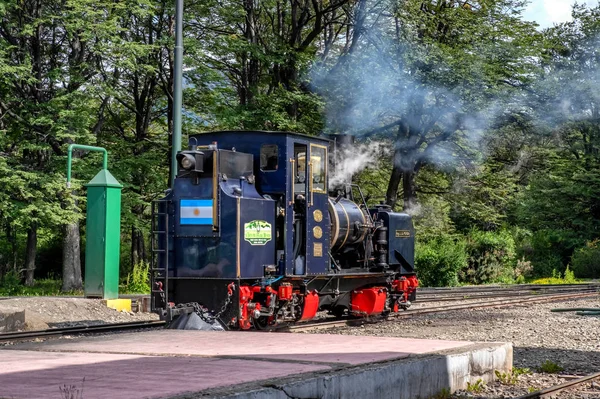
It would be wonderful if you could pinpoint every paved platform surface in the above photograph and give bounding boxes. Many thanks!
[0,330,512,399]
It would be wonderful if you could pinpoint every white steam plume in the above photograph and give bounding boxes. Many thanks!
[329,141,391,187]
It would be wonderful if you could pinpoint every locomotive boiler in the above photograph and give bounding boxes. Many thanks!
[151,131,418,330]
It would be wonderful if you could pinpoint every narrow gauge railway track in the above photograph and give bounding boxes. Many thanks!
[0,320,166,343]
[278,291,599,333]
[417,283,600,303]
[419,283,600,294]
[419,283,600,295]
[515,372,600,398]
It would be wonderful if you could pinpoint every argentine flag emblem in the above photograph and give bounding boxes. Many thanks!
[180,199,213,225]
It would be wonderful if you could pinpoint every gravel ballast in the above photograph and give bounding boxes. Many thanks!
[324,296,600,398]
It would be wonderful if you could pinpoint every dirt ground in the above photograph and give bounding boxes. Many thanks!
[0,297,158,331]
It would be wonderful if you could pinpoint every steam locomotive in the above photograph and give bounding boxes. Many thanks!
[151,131,418,330]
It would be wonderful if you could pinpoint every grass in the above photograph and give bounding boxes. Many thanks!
[0,275,83,296]
[530,266,580,285]
[0,262,150,297]
[466,379,486,394]
[495,367,530,385]
[538,360,564,373]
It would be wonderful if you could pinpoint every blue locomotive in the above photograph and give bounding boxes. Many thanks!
[151,131,418,329]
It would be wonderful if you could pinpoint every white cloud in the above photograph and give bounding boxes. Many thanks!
[523,0,599,29]
[543,0,573,23]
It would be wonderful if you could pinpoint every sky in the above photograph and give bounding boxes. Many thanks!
[523,0,599,29]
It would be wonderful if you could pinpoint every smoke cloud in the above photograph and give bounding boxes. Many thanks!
[329,141,391,187]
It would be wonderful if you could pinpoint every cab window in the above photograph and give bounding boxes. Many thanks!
[260,144,278,171]
[310,145,326,193]
[294,145,307,194]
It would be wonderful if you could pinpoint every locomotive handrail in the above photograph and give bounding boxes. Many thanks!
[66,144,108,187]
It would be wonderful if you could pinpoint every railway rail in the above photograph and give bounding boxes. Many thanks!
[516,372,600,398]
[418,283,600,302]
[279,289,599,332]
[0,320,166,343]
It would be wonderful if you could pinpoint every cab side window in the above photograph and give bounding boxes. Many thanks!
[310,145,326,193]
[260,144,278,171]
[294,145,307,194]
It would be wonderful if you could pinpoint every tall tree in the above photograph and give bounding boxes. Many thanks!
[314,0,540,210]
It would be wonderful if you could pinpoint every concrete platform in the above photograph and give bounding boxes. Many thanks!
[0,330,512,399]
[0,305,25,332]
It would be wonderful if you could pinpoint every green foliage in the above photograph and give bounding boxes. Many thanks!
[466,379,486,394]
[461,229,516,284]
[517,230,577,278]
[514,258,533,283]
[495,367,530,385]
[416,237,468,287]
[451,162,519,232]
[121,262,150,294]
[529,266,581,284]
[563,265,576,283]
[0,276,81,296]
[538,360,564,374]
[570,240,600,278]
[2,0,600,293]
[0,271,22,296]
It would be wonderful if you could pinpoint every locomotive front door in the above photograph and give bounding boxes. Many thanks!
[305,144,330,275]
[292,143,308,275]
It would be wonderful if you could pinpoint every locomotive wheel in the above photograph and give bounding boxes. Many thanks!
[253,316,270,330]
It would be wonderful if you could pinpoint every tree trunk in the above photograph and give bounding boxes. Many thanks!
[62,221,83,292]
[131,226,146,267]
[6,223,18,274]
[402,170,417,211]
[385,147,404,209]
[24,223,37,287]
[131,226,139,267]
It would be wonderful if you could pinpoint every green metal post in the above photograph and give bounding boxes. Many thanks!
[170,0,184,186]
[66,144,123,299]
[67,144,107,187]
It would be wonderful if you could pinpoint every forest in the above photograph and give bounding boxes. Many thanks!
[1,0,599,291]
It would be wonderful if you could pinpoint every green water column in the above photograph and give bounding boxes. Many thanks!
[67,145,123,299]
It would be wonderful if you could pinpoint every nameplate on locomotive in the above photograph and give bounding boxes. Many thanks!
[244,220,272,245]
[313,242,323,257]
[395,230,411,238]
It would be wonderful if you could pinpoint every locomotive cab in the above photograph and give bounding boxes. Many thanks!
[151,131,418,329]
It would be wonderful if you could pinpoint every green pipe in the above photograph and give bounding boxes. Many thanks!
[170,0,184,187]
[551,308,600,312]
[576,311,600,316]
[66,144,108,187]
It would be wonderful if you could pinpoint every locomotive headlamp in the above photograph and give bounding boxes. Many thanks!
[176,150,204,173]
[180,155,194,170]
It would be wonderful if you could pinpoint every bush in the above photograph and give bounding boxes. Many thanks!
[416,236,468,287]
[571,240,600,278]
[121,262,150,294]
[518,229,581,277]
[461,229,516,284]
[0,270,22,296]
